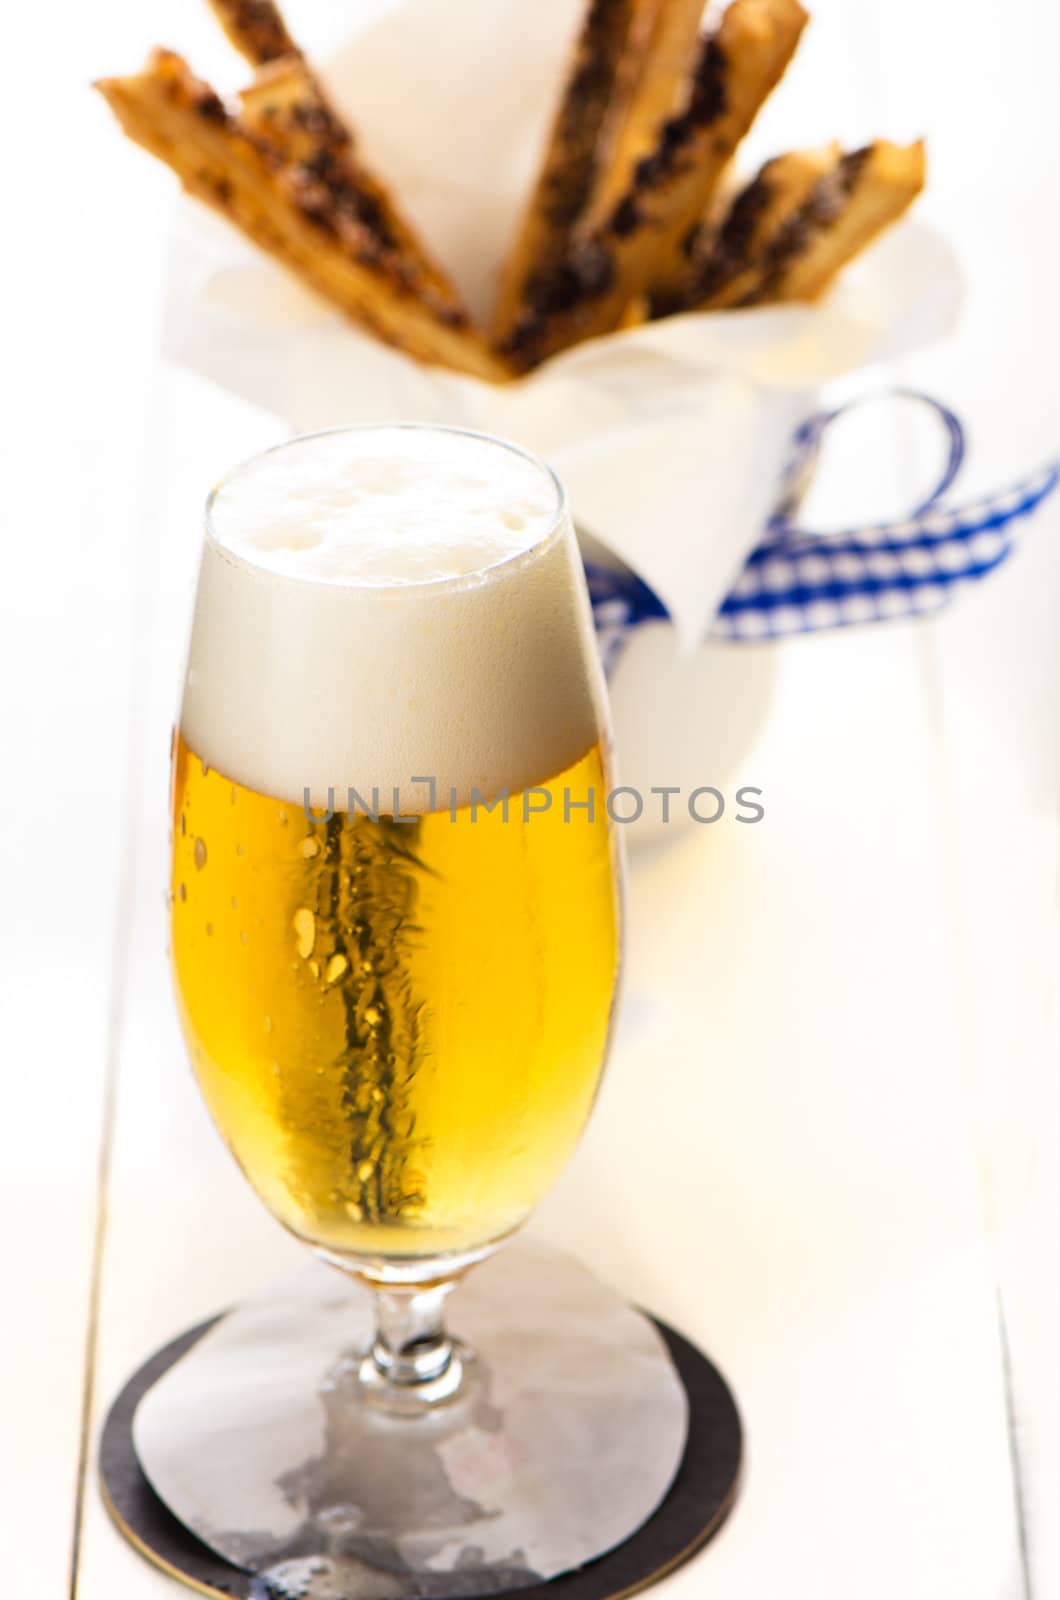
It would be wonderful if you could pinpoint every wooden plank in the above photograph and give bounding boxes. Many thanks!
[535,620,1022,1595]
[930,512,1060,1599]
[71,372,296,1598]
[871,0,1060,1583]
[0,11,178,1593]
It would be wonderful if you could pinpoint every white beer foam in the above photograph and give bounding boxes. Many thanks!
[182,427,604,810]
[206,427,560,586]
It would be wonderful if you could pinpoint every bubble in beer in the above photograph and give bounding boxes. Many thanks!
[293,908,315,959]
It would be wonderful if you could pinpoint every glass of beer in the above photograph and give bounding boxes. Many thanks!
[170,424,621,1411]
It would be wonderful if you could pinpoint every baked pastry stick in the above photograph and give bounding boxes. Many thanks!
[585,0,708,229]
[210,0,469,312]
[660,144,839,312]
[236,57,467,312]
[744,139,926,303]
[236,57,347,163]
[492,0,642,342]
[205,0,300,64]
[504,0,807,371]
[95,51,510,382]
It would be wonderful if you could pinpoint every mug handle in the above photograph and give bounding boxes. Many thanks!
[765,388,967,543]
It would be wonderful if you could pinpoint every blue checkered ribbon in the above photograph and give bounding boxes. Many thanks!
[585,392,1060,656]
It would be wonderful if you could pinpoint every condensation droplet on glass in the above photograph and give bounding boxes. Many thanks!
[278,809,288,826]
[236,843,244,856]
[205,922,214,936]
[264,1016,273,1033]
[293,908,315,958]
[177,883,187,903]
[194,837,207,870]
[301,837,320,859]
[179,813,186,837]
[202,762,211,777]
[324,954,348,986]
[356,1160,376,1184]
[309,959,320,979]
[240,930,249,946]
[230,786,238,804]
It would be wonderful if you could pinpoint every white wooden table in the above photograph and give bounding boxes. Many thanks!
[3,2,1058,1596]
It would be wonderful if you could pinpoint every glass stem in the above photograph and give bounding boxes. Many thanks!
[369,1282,456,1387]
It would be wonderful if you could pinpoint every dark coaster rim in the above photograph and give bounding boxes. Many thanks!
[99,1309,742,1600]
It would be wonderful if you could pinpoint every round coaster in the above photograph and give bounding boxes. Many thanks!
[100,1315,742,1600]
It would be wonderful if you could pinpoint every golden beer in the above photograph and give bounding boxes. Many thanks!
[171,734,618,1261]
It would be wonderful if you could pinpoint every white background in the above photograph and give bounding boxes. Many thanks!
[1,1,1058,1596]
